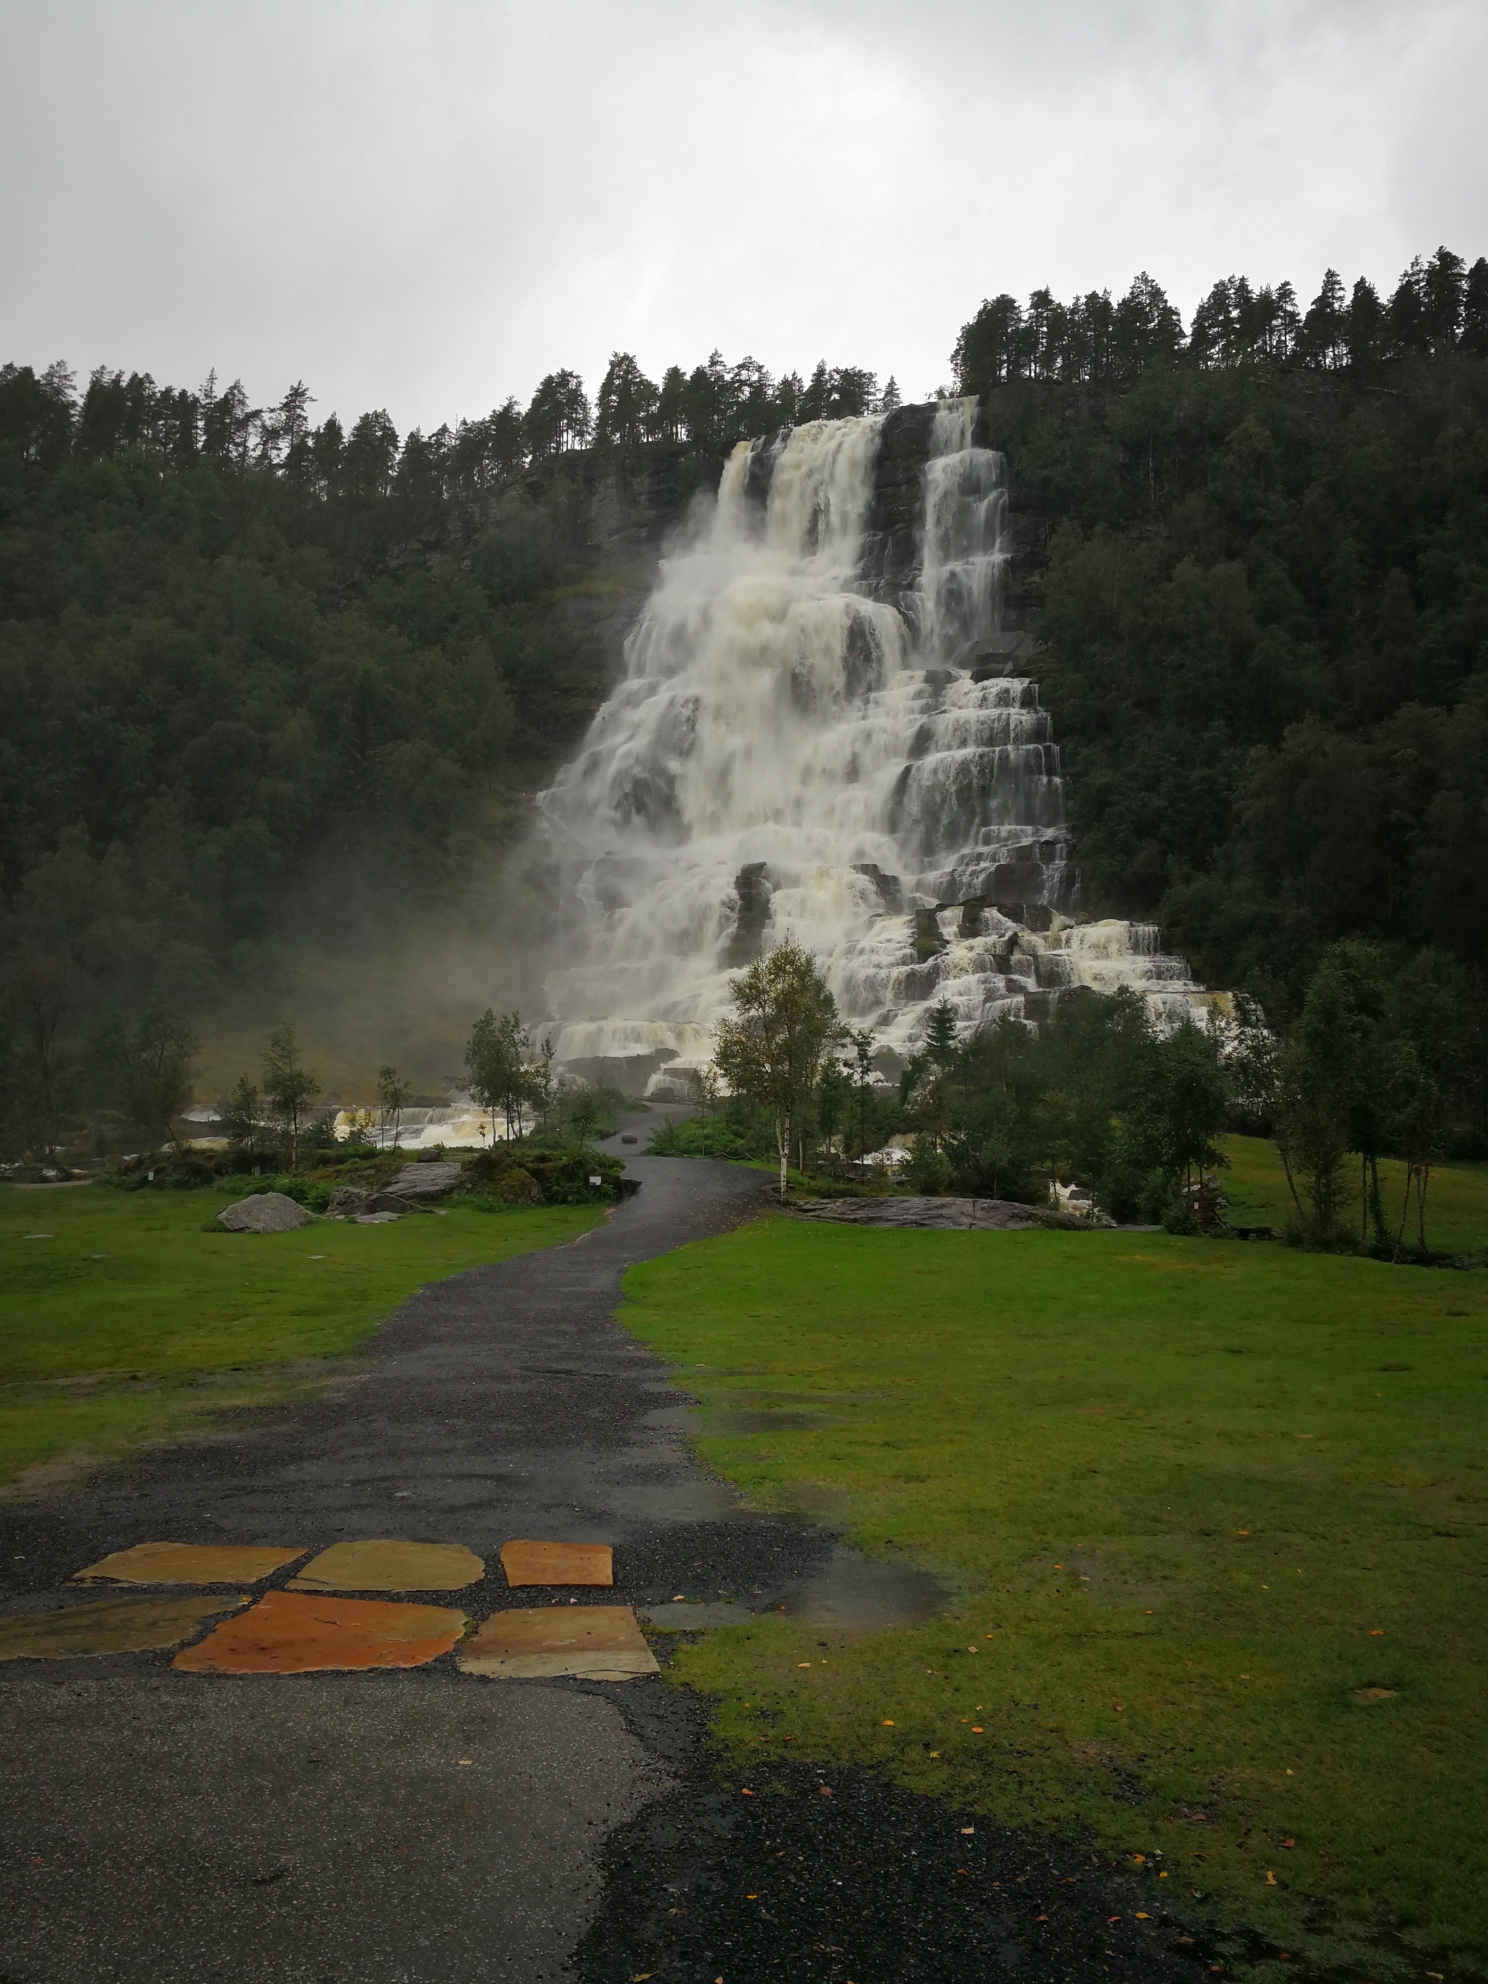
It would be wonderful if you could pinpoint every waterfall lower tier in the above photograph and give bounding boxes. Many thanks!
[536,400,1216,1094]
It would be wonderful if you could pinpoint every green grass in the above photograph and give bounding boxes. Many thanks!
[1223,1131,1488,1254]
[620,1215,1488,1977]
[1,1183,603,1489]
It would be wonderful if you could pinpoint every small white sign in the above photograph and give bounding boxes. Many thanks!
[589,1175,603,1187]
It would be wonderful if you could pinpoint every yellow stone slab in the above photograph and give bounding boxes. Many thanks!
[458,1605,658,1680]
[499,1539,613,1588]
[173,1590,467,1674]
[288,1539,485,1593]
[73,1543,305,1586]
[0,1595,247,1661]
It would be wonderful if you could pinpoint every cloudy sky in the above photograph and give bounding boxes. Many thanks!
[2,0,1484,435]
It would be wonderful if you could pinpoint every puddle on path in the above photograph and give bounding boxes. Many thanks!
[645,1550,945,1634]
[756,1547,945,1630]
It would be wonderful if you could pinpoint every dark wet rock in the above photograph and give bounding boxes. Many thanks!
[912,906,947,962]
[724,861,772,964]
[789,1196,1037,1230]
[853,861,904,911]
[364,1160,464,1212]
[956,896,986,937]
[327,1185,369,1217]
[215,1192,312,1234]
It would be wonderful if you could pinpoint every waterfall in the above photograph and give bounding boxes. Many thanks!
[537,402,1213,1094]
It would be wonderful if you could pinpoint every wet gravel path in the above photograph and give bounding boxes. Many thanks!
[2,1135,1227,1981]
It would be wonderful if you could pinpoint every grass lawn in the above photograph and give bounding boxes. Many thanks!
[621,1215,1488,1978]
[1224,1132,1488,1255]
[1,1183,603,1490]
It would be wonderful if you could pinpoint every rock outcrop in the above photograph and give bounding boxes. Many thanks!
[364,1161,465,1213]
[216,1192,312,1234]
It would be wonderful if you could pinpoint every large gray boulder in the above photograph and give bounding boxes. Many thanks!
[364,1161,464,1213]
[216,1191,312,1234]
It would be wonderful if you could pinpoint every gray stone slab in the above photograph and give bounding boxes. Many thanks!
[0,1670,664,1982]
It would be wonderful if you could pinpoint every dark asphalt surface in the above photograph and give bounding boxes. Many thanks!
[1,1137,1231,1982]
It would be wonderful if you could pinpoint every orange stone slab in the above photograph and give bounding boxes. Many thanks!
[73,1543,305,1586]
[172,1590,467,1674]
[458,1605,657,1680]
[0,1595,246,1661]
[288,1539,484,1592]
[499,1539,613,1588]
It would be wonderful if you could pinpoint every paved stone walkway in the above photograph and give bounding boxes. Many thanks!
[1,1134,1215,1983]
[0,1135,843,1982]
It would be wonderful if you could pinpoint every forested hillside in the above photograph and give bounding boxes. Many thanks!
[962,248,1488,1016]
[2,248,1486,1155]
[0,347,885,1147]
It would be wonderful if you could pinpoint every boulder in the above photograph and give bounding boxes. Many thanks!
[355,1210,401,1225]
[497,1166,542,1205]
[364,1160,465,1213]
[217,1192,312,1234]
[327,1186,369,1217]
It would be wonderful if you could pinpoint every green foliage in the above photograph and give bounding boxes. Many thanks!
[647,1113,762,1162]
[714,940,846,1200]
[969,321,1488,1014]
[461,1135,624,1206]
[375,1062,413,1147]
[621,1214,1488,1970]
[260,1016,319,1169]
[464,1008,532,1142]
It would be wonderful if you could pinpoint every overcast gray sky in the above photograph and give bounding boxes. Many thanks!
[2,0,1484,435]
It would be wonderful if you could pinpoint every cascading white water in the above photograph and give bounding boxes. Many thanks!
[537,401,1214,1093]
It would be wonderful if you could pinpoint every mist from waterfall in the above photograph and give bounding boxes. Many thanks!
[537,402,1210,1093]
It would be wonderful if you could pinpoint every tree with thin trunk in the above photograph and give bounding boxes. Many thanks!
[377,1063,413,1150]
[125,1000,197,1149]
[714,940,844,1202]
[465,1009,533,1144]
[686,1062,721,1156]
[262,1018,320,1170]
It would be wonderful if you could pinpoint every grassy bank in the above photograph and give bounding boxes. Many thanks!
[1223,1133,1488,1256]
[1,1183,603,1490]
[621,1215,1488,1977]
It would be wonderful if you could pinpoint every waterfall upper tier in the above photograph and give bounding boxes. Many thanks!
[536,400,1214,1094]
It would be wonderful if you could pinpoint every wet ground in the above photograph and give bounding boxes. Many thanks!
[1,1125,1222,1981]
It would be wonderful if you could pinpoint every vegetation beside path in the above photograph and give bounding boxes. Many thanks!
[0,1183,602,1491]
[621,1215,1488,1979]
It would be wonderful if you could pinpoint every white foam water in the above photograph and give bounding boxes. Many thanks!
[537,401,1213,1094]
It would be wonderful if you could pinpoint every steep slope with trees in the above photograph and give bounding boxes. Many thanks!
[956,249,1488,1018]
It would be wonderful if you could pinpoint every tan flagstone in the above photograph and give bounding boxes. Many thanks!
[499,1539,613,1588]
[72,1543,305,1586]
[288,1539,484,1592]
[172,1590,467,1674]
[0,1595,247,1661]
[458,1605,657,1680]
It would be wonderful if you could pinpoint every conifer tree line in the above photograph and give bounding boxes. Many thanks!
[952,248,1488,392]
[0,351,893,501]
